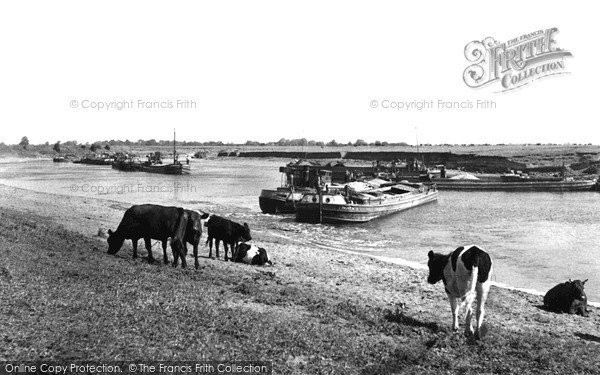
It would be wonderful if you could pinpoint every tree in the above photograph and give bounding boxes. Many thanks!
[326,139,339,146]
[20,136,29,148]
[53,141,61,153]
[104,144,111,151]
[90,143,100,152]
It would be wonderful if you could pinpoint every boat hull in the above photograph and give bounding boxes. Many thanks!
[112,161,142,172]
[296,189,438,223]
[433,179,596,191]
[78,157,113,165]
[259,189,306,214]
[141,163,190,175]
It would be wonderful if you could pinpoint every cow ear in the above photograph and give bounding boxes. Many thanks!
[583,279,588,285]
[428,250,434,259]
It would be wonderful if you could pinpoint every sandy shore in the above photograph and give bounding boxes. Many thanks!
[1,183,599,373]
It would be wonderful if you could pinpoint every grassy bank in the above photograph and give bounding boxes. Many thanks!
[1,185,599,374]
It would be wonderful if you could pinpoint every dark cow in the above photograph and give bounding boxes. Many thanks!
[183,210,210,269]
[543,279,589,317]
[205,215,251,261]
[233,243,272,266]
[107,204,189,268]
[148,209,210,269]
[427,245,493,339]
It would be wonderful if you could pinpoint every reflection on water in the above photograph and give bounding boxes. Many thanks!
[1,158,600,302]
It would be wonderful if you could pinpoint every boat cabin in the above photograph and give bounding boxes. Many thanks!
[280,165,332,188]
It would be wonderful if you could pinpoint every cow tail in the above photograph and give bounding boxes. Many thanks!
[172,207,188,256]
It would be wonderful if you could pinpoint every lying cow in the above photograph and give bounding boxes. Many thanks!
[107,204,189,268]
[233,243,272,266]
[205,215,251,261]
[543,279,589,317]
[427,245,493,339]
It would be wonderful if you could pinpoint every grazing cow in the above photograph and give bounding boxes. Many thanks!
[543,279,589,317]
[234,243,273,266]
[107,204,189,268]
[205,215,251,261]
[183,210,210,269]
[427,245,493,339]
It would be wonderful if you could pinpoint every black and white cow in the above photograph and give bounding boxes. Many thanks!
[427,245,493,339]
[233,243,272,266]
[543,279,589,317]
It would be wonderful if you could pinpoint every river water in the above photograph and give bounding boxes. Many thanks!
[1,158,599,302]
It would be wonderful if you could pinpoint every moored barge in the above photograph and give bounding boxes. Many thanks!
[295,180,438,223]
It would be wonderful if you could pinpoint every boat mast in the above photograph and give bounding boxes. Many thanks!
[415,126,424,170]
[173,128,176,164]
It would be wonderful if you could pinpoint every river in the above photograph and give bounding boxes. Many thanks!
[1,157,599,302]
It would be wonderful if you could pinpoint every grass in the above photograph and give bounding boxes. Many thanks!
[1,207,599,374]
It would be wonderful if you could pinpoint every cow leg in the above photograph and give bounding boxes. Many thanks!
[475,282,491,339]
[215,240,220,259]
[464,294,475,337]
[232,242,239,259]
[180,244,187,269]
[194,242,199,269]
[224,243,229,261]
[172,244,179,268]
[162,241,169,264]
[448,294,459,332]
[132,238,139,259]
[207,237,212,258]
[144,238,154,263]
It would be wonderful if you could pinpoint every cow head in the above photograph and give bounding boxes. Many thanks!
[427,250,448,285]
[239,222,252,242]
[253,248,273,266]
[186,210,208,242]
[568,279,588,301]
[106,229,125,255]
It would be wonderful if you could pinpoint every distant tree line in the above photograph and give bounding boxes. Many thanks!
[20,138,412,148]
[8,136,596,150]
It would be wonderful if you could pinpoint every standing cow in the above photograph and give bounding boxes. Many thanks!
[205,215,251,261]
[183,210,210,269]
[233,243,272,266]
[427,245,493,339]
[107,204,189,268]
[543,279,589,317]
[148,209,209,269]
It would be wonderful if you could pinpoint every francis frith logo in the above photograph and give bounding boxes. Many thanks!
[463,28,572,92]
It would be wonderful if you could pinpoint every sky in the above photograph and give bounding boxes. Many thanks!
[0,1,598,146]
